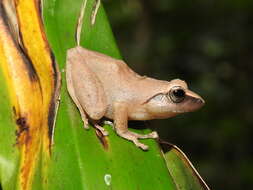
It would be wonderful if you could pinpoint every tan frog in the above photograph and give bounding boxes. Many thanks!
[66,46,204,150]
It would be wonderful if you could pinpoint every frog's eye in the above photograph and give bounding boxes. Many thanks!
[168,86,185,103]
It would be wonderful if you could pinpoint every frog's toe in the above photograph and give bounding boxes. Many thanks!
[103,120,114,126]
[133,139,149,150]
[94,123,109,136]
[103,120,114,130]
[83,122,90,130]
[100,128,109,136]
[150,131,158,138]
[131,131,158,139]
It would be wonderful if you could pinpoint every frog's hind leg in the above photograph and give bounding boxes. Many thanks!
[66,57,89,129]
[66,47,108,132]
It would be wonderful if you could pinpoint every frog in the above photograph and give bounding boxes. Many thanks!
[66,46,205,150]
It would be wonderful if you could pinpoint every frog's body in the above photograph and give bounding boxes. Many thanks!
[66,46,204,150]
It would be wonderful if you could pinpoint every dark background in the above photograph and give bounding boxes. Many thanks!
[104,0,253,189]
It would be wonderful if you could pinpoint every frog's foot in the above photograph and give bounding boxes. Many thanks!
[93,123,109,136]
[133,131,159,139]
[116,130,158,150]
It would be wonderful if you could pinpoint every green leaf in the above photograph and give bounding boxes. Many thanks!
[43,0,177,189]
[164,143,210,190]
[0,53,20,190]
[0,0,210,189]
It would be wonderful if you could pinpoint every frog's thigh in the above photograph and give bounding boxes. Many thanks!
[66,59,89,128]
[66,47,107,120]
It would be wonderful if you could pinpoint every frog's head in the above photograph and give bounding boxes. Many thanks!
[145,79,205,118]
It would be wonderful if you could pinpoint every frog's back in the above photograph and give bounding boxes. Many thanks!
[79,47,169,92]
[72,46,169,103]
[75,47,140,82]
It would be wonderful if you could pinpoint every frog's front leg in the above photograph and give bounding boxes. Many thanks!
[113,102,158,150]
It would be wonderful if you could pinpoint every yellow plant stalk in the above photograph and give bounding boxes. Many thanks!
[0,0,59,189]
